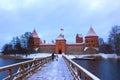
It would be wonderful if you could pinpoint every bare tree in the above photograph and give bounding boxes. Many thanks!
[108,25,120,55]
[99,38,113,53]
[2,44,13,55]
[2,32,35,55]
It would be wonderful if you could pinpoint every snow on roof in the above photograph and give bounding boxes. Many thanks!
[32,29,39,38]
[77,34,83,38]
[56,34,65,40]
[86,27,97,36]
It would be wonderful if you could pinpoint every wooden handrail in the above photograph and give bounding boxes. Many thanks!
[63,55,100,80]
[0,56,52,80]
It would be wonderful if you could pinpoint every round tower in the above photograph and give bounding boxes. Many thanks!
[32,29,40,48]
[85,27,99,53]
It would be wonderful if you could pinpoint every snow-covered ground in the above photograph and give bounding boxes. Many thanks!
[22,53,119,59]
[96,53,118,59]
[22,53,52,59]
[1,53,119,60]
[65,53,119,59]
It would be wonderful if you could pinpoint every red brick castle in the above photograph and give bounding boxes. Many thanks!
[31,27,99,54]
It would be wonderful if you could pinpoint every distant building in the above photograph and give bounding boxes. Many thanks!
[31,27,99,54]
[31,29,40,48]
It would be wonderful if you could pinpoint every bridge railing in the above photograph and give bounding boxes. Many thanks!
[63,55,100,80]
[0,56,52,80]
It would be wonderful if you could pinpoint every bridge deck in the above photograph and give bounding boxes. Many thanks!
[26,55,73,80]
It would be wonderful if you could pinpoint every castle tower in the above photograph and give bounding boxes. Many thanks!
[85,27,98,48]
[55,34,66,54]
[76,34,83,43]
[32,29,40,48]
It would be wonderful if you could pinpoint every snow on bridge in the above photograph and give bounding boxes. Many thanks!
[26,55,73,80]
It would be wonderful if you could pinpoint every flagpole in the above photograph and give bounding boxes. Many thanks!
[60,28,64,34]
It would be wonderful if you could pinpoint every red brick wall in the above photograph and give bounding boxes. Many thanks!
[85,36,98,48]
[36,36,99,54]
[38,44,85,54]
[32,38,40,48]
[55,40,66,54]
[66,44,85,54]
[39,44,55,53]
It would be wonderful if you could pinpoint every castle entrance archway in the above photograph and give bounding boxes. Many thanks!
[59,50,62,54]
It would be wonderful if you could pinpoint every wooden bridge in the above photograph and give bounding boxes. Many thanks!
[0,55,100,80]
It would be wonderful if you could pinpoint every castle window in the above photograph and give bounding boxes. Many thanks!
[91,40,93,42]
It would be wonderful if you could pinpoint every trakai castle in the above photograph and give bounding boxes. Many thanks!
[31,27,99,54]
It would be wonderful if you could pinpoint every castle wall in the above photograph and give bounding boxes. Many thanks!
[38,43,85,54]
[38,44,55,53]
[66,44,85,54]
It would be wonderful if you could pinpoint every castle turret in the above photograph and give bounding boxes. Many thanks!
[76,34,83,43]
[85,27,99,48]
[55,34,66,54]
[32,29,40,48]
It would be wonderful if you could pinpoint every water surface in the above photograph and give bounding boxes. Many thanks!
[73,59,120,80]
[0,58,27,79]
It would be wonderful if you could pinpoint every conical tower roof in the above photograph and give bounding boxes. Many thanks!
[56,34,65,40]
[77,34,83,38]
[86,27,97,36]
[32,29,39,38]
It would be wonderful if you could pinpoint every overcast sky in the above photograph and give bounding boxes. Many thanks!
[0,0,120,50]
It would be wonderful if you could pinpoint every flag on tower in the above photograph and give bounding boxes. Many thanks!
[60,28,64,31]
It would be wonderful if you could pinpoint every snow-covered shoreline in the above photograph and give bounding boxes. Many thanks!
[0,53,120,60]
[22,53,52,59]
[65,53,120,60]
[0,53,52,59]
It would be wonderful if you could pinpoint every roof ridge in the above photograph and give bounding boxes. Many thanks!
[32,29,39,38]
[86,27,97,36]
